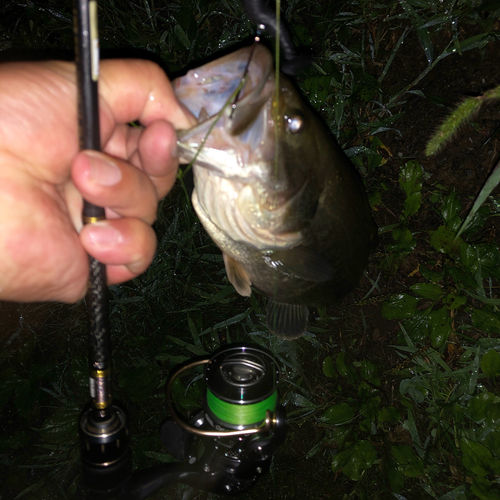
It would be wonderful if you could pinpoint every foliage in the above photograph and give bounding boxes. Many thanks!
[1,1,500,500]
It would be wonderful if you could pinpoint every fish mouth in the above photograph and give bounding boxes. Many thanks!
[174,44,276,182]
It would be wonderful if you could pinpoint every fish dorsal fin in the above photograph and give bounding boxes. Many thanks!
[266,300,308,339]
[262,246,334,283]
[223,253,252,297]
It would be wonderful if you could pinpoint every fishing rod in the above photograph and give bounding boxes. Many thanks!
[73,2,287,498]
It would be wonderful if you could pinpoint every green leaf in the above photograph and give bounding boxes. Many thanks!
[404,192,422,218]
[468,391,500,424]
[481,349,500,377]
[401,308,432,343]
[399,161,423,196]
[381,293,419,320]
[332,440,377,480]
[457,158,500,239]
[322,356,336,378]
[441,192,462,231]
[417,26,433,63]
[360,359,379,386]
[461,437,493,477]
[443,293,467,310]
[336,352,356,380]
[471,477,500,500]
[174,23,191,50]
[410,283,443,300]
[37,406,80,444]
[428,307,452,349]
[320,402,355,425]
[429,225,460,255]
[302,75,333,108]
[400,379,425,404]
[472,307,500,335]
[378,407,401,424]
[388,226,416,252]
[391,445,424,477]
[419,265,444,283]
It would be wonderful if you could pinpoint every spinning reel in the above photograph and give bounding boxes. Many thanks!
[80,345,286,499]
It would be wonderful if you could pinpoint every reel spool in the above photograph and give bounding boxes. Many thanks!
[167,345,281,436]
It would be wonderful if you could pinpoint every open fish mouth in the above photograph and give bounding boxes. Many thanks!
[174,44,278,183]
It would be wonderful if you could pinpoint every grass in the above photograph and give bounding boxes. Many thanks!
[1,1,500,499]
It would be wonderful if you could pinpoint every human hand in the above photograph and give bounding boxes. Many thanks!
[0,59,195,302]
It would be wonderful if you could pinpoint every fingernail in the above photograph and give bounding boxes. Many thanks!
[85,151,122,186]
[87,222,122,248]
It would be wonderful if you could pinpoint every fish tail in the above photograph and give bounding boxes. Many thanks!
[266,300,308,339]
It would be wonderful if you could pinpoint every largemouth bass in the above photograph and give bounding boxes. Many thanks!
[174,44,377,339]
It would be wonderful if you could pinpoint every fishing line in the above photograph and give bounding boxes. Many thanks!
[206,389,278,426]
[229,42,258,119]
[270,0,281,338]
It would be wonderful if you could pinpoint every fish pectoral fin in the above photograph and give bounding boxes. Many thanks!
[266,301,308,339]
[223,253,252,297]
[262,246,334,283]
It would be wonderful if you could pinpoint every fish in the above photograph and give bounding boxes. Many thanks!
[173,44,377,339]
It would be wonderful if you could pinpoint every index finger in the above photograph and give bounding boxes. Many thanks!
[98,59,196,133]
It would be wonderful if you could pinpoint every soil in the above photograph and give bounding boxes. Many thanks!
[1,20,500,500]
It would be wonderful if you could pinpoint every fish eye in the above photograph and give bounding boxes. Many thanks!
[283,111,305,134]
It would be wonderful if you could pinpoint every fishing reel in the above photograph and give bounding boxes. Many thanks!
[80,345,286,499]
[160,344,287,495]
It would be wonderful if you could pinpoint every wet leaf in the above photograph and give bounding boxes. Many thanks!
[37,406,79,444]
[461,437,492,477]
[391,445,424,477]
[360,359,379,386]
[472,307,500,335]
[481,349,500,377]
[441,192,461,230]
[381,293,419,320]
[302,75,332,108]
[378,407,401,424]
[417,26,433,63]
[322,356,336,378]
[410,283,443,300]
[429,225,459,255]
[419,265,444,283]
[468,391,500,424]
[388,226,416,252]
[336,352,356,380]
[399,161,423,196]
[320,402,355,425]
[428,307,452,348]
[404,192,421,218]
[443,293,467,310]
[471,477,500,500]
[400,379,425,404]
[331,440,377,480]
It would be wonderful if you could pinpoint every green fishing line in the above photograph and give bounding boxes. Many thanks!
[207,390,277,426]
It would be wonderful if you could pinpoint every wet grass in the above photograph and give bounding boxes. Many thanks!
[1,1,500,499]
